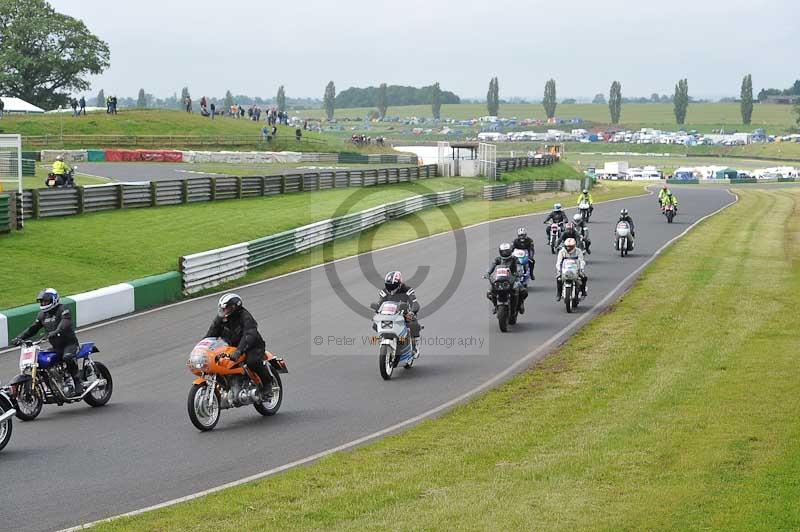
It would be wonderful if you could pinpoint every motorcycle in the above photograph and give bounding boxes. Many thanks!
[548,222,564,254]
[488,267,520,332]
[7,340,112,421]
[370,301,418,380]
[560,258,582,313]
[45,166,77,188]
[0,383,15,452]
[663,203,676,223]
[579,201,592,222]
[615,221,633,257]
[512,249,531,286]
[186,338,288,431]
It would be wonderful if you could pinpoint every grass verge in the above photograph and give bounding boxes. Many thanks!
[0,178,641,309]
[96,187,800,531]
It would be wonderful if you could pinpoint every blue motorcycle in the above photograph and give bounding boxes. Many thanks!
[370,301,416,380]
[8,339,113,421]
[513,248,532,286]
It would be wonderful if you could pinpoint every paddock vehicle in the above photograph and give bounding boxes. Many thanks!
[370,301,417,380]
[7,340,112,421]
[186,338,287,431]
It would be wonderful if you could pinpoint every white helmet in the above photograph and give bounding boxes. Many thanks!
[217,293,243,318]
[554,203,562,211]
[564,238,577,252]
[37,288,60,312]
[56,155,64,162]
[573,213,582,223]
[517,227,527,237]
[499,242,513,258]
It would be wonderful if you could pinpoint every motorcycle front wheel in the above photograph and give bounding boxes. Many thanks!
[254,372,283,416]
[0,403,12,452]
[15,381,43,421]
[188,383,221,431]
[565,286,574,313]
[497,305,509,332]
[379,344,395,380]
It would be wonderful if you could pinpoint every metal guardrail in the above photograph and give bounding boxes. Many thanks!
[496,154,556,174]
[481,180,563,200]
[19,164,439,220]
[180,188,465,293]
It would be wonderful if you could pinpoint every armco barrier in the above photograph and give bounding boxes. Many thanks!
[71,284,135,327]
[180,188,465,294]
[0,273,183,348]
[129,272,183,311]
[481,180,563,200]
[19,164,439,220]
[0,194,9,234]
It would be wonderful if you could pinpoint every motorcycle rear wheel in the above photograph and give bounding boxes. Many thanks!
[379,344,395,380]
[83,362,113,407]
[254,372,283,416]
[15,382,43,421]
[188,383,221,431]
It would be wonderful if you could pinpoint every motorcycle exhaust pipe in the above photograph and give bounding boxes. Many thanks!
[76,379,105,399]
[0,409,16,423]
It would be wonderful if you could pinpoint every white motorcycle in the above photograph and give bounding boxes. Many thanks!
[615,221,633,257]
[579,201,592,222]
[370,301,417,380]
[560,257,582,313]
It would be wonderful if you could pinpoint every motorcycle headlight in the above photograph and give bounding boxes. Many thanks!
[188,352,209,371]
[381,320,393,328]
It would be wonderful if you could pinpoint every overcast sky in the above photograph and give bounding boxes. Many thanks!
[49,0,798,101]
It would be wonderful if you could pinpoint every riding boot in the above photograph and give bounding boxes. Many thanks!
[556,278,563,301]
[412,337,420,359]
[71,372,84,396]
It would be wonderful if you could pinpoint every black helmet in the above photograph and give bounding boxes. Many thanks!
[499,242,513,258]
[217,293,242,318]
[384,271,403,294]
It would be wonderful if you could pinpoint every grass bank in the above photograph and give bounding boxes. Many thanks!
[0,177,641,309]
[97,187,800,531]
[499,160,582,182]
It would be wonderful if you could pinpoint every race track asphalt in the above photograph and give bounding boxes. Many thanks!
[0,186,734,531]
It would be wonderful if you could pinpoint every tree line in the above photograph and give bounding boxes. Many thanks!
[334,84,460,109]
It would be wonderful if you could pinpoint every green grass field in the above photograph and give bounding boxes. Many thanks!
[300,103,797,133]
[96,187,800,532]
[555,141,800,161]
[499,161,582,182]
[0,176,638,309]
[187,162,418,177]
[0,109,360,152]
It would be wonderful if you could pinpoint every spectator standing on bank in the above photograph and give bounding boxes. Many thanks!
[106,95,112,113]
[210,102,216,119]
[79,96,86,115]
[0,97,4,119]
[295,127,302,141]
[111,95,118,114]
[70,98,78,117]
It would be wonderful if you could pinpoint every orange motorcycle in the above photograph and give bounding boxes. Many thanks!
[186,338,288,431]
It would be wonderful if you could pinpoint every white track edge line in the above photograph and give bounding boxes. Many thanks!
[60,187,737,531]
[1,185,651,356]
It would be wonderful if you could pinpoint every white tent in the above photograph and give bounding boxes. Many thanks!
[0,97,45,114]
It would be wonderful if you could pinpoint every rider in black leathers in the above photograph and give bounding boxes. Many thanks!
[543,203,568,240]
[485,242,528,314]
[13,288,83,396]
[205,293,273,397]
[373,271,421,356]
[512,227,536,280]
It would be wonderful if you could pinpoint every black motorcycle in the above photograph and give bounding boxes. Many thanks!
[0,384,14,452]
[487,267,521,332]
[45,166,77,188]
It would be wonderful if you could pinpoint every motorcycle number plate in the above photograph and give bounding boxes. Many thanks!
[617,222,628,230]
[495,267,510,277]
[380,303,398,315]
[20,347,36,367]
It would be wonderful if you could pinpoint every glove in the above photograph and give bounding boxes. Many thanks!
[405,312,416,321]
[11,337,22,347]
[230,349,242,363]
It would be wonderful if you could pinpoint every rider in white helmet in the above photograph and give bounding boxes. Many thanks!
[555,238,587,301]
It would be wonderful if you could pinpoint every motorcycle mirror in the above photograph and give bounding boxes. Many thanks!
[369,302,378,311]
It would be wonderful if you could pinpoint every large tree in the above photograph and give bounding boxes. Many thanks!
[740,74,753,125]
[609,81,622,124]
[592,93,606,104]
[673,78,689,125]
[376,82,388,119]
[95,89,105,108]
[795,100,800,128]
[276,85,286,113]
[136,89,146,108]
[543,79,557,119]
[324,81,336,120]
[486,77,499,116]
[223,90,233,110]
[0,0,110,109]
[431,81,442,119]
